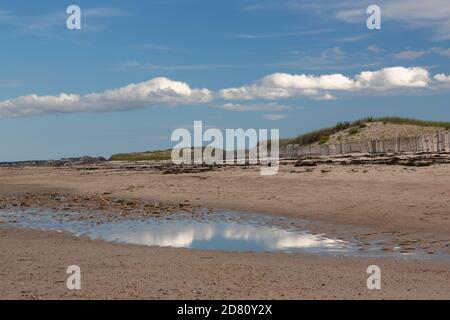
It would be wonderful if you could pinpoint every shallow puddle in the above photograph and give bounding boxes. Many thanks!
[0,209,446,259]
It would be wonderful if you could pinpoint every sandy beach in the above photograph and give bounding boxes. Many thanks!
[3,0,450,304]
[0,161,449,299]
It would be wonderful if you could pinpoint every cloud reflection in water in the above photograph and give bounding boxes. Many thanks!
[93,220,348,252]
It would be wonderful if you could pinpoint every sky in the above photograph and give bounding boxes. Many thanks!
[1,0,450,161]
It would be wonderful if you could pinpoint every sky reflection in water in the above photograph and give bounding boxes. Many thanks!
[0,209,351,254]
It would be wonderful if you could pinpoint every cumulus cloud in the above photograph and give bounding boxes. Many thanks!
[434,73,450,84]
[1,67,447,118]
[219,67,430,100]
[0,77,212,117]
[355,67,429,89]
[219,73,354,100]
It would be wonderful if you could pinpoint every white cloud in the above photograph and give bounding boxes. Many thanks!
[0,77,212,118]
[2,67,448,118]
[434,73,450,83]
[219,72,355,100]
[355,67,429,89]
[262,114,286,121]
[219,67,430,100]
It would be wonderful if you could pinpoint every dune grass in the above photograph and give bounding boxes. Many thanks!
[110,147,224,161]
[110,150,172,161]
[111,117,450,160]
[282,117,450,147]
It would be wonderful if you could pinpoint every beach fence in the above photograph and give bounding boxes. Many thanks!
[281,131,450,157]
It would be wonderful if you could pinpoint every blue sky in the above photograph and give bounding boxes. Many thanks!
[1,0,450,161]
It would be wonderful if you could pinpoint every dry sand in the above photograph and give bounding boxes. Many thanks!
[0,162,449,299]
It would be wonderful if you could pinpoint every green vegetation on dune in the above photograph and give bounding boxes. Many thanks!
[374,117,450,129]
[110,150,172,161]
[111,117,450,161]
[110,146,224,161]
[282,117,450,147]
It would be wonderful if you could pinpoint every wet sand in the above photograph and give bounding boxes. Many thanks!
[1,228,449,299]
[0,162,449,299]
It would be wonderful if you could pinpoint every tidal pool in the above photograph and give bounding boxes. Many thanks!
[0,209,442,258]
